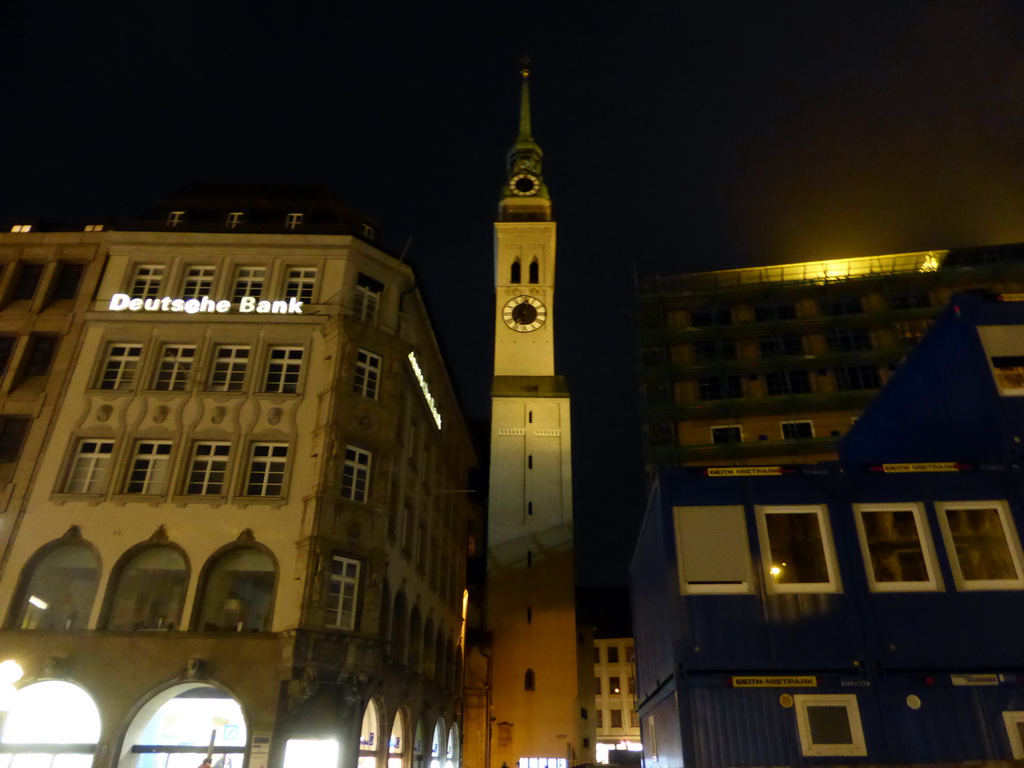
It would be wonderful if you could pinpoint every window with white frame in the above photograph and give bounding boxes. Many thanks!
[325,554,360,629]
[673,505,753,594]
[264,347,304,393]
[354,273,383,323]
[1002,711,1024,759]
[181,266,215,298]
[936,501,1024,589]
[285,212,304,230]
[125,441,172,494]
[354,349,381,400]
[232,266,265,301]
[244,443,289,496]
[285,267,317,303]
[225,211,244,229]
[97,344,142,389]
[208,345,249,391]
[757,505,841,592]
[793,694,867,757]
[342,446,372,502]
[710,425,741,444]
[153,344,195,391]
[185,442,231,495]
[781,420,814,440]
[64,439,114,493]
[130,265,165,299]
[853,503,942,591]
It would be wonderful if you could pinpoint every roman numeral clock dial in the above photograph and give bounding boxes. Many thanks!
[502,295,546,333]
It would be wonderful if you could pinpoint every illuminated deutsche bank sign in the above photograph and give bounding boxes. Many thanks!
[108,294,303,315]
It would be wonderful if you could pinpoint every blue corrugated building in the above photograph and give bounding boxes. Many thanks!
[631,292,1024,767]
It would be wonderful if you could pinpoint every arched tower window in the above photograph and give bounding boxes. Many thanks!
[524,668,536,691]
[510,260,521,284]
[10,540,100,630]
[195,546,276,631]
[528,259,539,284]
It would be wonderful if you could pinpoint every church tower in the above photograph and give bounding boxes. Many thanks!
[486,69,592,768]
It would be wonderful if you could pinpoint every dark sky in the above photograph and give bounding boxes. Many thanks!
[5,1,1024,585]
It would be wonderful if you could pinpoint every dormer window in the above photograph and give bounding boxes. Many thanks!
[285,213,304,230]
[84,225,104,232]
[361,223,376,239]
[166,211,184,228]
[9,225,31,233]
[225,212,244,229]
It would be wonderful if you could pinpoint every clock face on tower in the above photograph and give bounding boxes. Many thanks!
[502,295,547,333]
[509,173,541,196]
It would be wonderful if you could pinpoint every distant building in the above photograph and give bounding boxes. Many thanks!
[592,638,641,763]
[0,184,478,768]
[631,291,1024,767]
[636,243,1024,471]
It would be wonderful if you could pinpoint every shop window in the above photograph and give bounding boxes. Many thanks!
[11,542,99,630]
[264,346,304,393]
[124,441,172,494]
[674,505,753,594]
[936,501,1024,589]
[793,694,867,756]
[285,267,317,302]
[64,439,114,493]
[342,445,372,502]
[354,349,382,399]
[153,344,195,391]
[781,420,814,440]
[244,443,289,496]
[326,554,360,630]
[853,503,942,591]
[196,547,275,631]
[185,442,231,495]
[389,709,406,768]
[51,262,84,300]
[182,266,216,298]
[104,545,188,630]
[0,680,100,764]
[98,343,143,389]
[209,345,250,391]
[757,505,841,593]
[130,264,165,299]
[232,266,265,301]
[10,263,43,301]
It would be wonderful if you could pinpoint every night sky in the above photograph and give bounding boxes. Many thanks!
[6,1,1024,585]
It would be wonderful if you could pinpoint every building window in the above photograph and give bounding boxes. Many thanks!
[51,263,84,300]
[11,264,43,301]
[757,505,841,593]
[342,446,372,502]
[781,420,814,440]
[125,441,172,494]
[185,442,231,495]
[710,425,742,444]
[594,646,601,663]
[528,259,539,284]
[196,547,275,631]
[834,365,881,391]
[827,328,872,352]
[98,343,142,389]
[609,676,621,693]
[819,297,863,316]
[209,345,249,391]
[105,545,187,631]
[765,370,811,395]
[325,554,360,629]
[698,375,741,401]
[285,267,317,303]
[525,668,536,691]
[1002,712,1024,759]
[285,212,304,230]
[629,677,636,694]
[182,266,216,298]
[225,212,244,229]
[610,710,623,728]
[64,439,114,493]
[608,646,619,663]
[674,505,753,594]
[12,542,99,630]
[0,336,15,375]
[84,224,104,232]
[361,223,375,239]
[153,344,195,391]
[936,501,1024,590]
[759,333,803,358]
[853,503,942,591]
[166,211,184,227]
[793,694,867,757]
[0,417,29,462]
[131,265,165,299]
[9,224,31,233]
[354,349,381,400]
[244,443,289,496]
[354,273,384,323]
[626,644,635,661]
[510,260,522,283]
[594,677,601,694]
[690,306,731,327]
[889,293,930,310]
[754,301,797,321]
[596,710,604,729]
[629,711,639,728]
[232,266,265,301]
[22,335,58,376]
[264,346,304,393]
[693,340,737,361]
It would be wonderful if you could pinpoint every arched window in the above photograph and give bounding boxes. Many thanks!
[2,680,101,766]
[391,591,408,663]
[195,547,276,631]
[524,668,536,691]
[528,259,539,284]
[510,260,521,284]
[10,542,99,630]
[430,720,445,768]
[388,708,406,768]
[413,721,426,768]
[104,545,188,630]
[446,723,459,768]
[361,699,382,768]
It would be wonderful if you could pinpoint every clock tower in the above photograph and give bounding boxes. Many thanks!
[486,69,592,768]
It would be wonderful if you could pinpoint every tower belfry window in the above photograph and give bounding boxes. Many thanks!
[511,260,521,283]
[529,259,539,284]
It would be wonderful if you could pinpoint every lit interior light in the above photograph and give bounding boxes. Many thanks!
[27,596,48,610]
[0,660,23,684]
[769,566,782,577]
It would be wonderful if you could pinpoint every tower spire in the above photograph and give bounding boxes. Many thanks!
[518,66,533,142]
[500,61,550,218]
